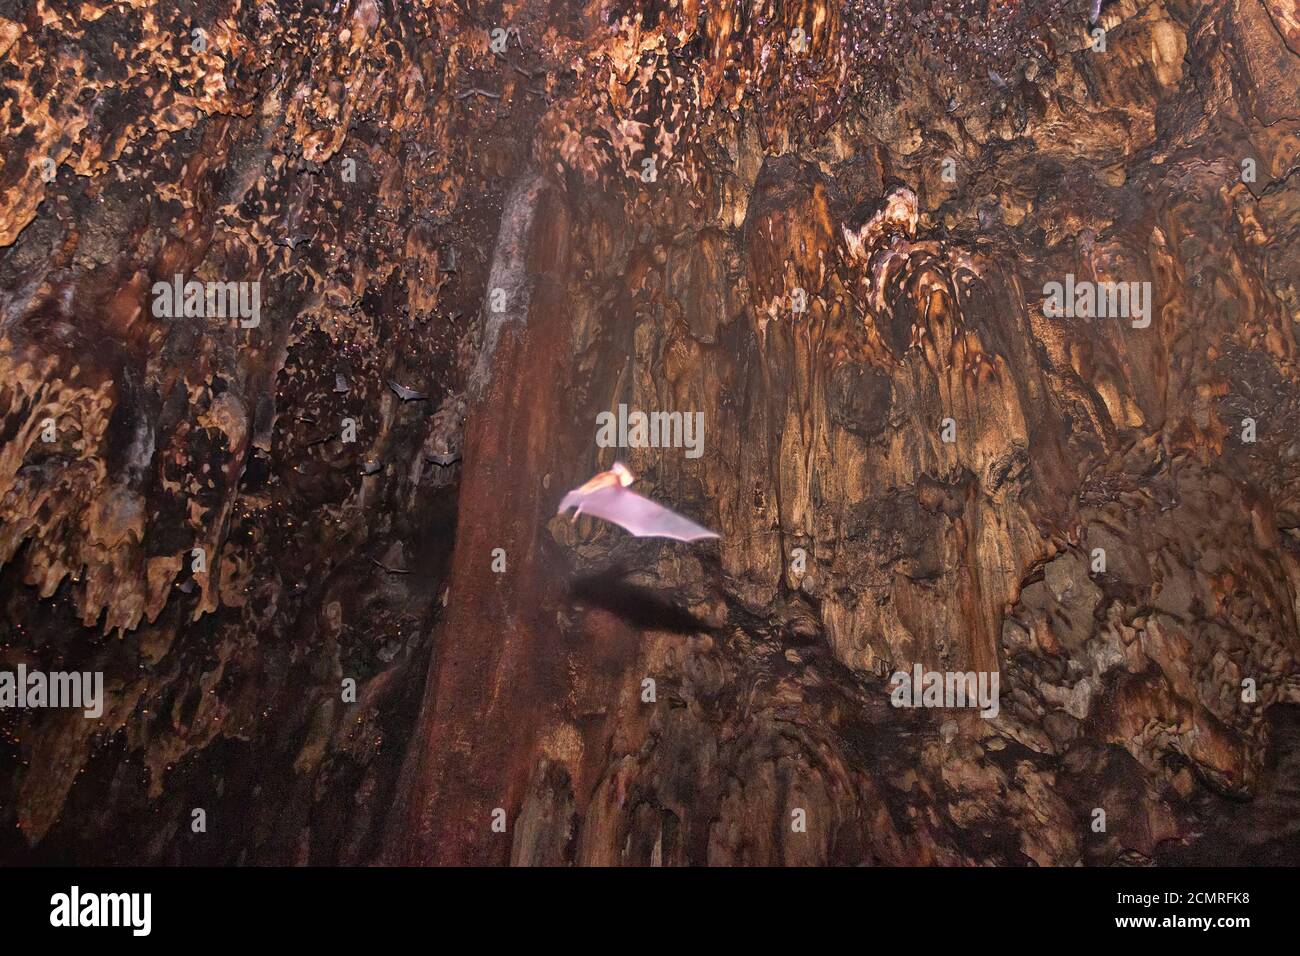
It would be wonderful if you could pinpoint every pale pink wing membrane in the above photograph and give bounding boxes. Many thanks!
[560,485,717,541]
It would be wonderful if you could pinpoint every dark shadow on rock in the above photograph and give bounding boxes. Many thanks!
[568,566,713,634]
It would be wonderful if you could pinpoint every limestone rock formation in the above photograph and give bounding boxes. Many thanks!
[1,0,1298,865]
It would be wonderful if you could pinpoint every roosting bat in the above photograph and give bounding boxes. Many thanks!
[557,463,719,542]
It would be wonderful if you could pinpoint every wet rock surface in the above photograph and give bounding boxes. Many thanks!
[1,0,1298,865]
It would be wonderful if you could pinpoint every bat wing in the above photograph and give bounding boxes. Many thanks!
[388,380,427,401]
[557,488,588,514]
[562,486,718,542]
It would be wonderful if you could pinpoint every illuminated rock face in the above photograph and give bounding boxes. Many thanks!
[1,0,1298,865]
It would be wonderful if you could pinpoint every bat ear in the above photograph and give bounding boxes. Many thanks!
[611,462,636,486]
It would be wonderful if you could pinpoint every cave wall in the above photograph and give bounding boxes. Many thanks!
[0,0,501,863]
[2,0,1300,865]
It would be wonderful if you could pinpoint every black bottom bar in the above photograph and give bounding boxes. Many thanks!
[0,865,1274,941]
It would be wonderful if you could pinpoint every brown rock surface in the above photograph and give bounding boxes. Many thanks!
[1,0,1298,865]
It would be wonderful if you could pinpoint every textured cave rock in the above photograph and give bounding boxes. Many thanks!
[1,0,1299,866]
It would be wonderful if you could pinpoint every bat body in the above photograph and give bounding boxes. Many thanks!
[558,463,719,542]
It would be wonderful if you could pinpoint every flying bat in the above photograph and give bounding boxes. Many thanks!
[557,462,719,542]
[387,380,428,401]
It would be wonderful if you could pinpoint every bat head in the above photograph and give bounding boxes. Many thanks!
[611,462,636,487]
